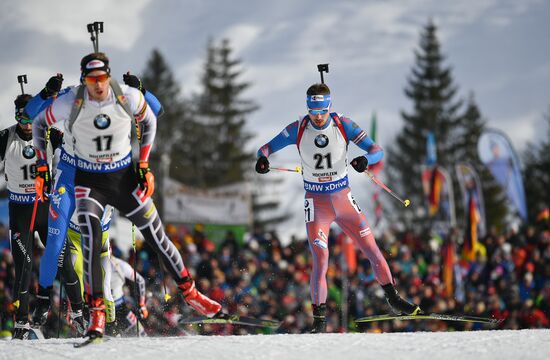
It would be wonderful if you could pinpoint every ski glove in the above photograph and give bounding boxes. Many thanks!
[40,74,64,99]
[255,156,270,174]
[137,162,155,199]
[351,156,369,173]
[138,303,149,320]
[123,72,146,94]
[34,162,51,202]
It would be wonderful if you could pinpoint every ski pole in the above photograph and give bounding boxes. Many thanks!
[156,253,171,303]
[364,170,411,207]
[131,225,140,337]
[13,193,39,310]
[271,166,302,173]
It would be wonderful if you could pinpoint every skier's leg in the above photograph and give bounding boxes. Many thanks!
[117,169,221,317]
[304,193,335,333]
[304,193,335,305]
[9,203,34,338]
[75,185,108,336]
[334,188,420,315]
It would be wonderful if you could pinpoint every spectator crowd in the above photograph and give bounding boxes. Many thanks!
[0,220,549,337]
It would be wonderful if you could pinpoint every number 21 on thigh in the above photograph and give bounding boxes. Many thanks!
[304,198,314,223]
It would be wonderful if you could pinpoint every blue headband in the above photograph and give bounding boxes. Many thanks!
[307,94,331,109]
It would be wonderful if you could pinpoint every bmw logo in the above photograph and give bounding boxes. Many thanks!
[314,134,329,148]
[22,145,36,159]
[94,114,111,129]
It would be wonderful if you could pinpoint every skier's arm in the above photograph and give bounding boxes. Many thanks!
[144,90,163,117]
[341,116,383,165]
[48,127,64,151]
[257,121,299,158]
[126,87,156,163]
[31,89,74,162]
[122,72,164,117]
[25,76,66,119]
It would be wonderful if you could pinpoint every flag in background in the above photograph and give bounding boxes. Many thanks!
[421,131,456,227]
[426,131,437,166]
[455,163,486,238]
[338,232,357,274]
[463,191,480,261]
[422,131,442,215]
[441,237,455,298]
[428,167,444,216]
[477,129,527,221]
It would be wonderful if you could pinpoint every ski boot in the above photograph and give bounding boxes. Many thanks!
[32,286,51,326]
[178,276,222,318]
[86,297,106,339]
[12,320,31,340]
[382,283,421,315]
[70,307,89,336]
[310,303,327,333]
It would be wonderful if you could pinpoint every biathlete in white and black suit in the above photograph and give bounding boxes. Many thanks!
[256,83,421,333]
[0,94,49,339]
[32,52,222,339]
[1,94,85,339]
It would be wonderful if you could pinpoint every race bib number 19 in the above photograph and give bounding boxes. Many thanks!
[304,198,314,223]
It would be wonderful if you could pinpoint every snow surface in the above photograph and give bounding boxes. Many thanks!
[1,329,549,360]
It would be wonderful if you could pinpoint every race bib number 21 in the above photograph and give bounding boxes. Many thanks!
[304,198,314,223]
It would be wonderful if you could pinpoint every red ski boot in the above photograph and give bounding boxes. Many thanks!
[178,276,222,318]
[86,297,106,338]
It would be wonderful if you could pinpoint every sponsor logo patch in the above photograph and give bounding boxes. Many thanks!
[313,238,328,249]
[86,60,105,69]
[48,227,61,235]
[94,114,111,129]
[22,145,36,159]
[359,228,371,237]
[314,134,329,148]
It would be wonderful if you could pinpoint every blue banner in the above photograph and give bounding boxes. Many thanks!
[477,129,527,221]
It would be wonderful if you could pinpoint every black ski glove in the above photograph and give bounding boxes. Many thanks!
[40,74,64,99]
[255,156,270,174]
[123,72,146,94]
[351,156,369,173]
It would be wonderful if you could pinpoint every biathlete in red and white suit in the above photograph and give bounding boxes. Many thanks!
[256,83,420,333]
[32,52,222,339]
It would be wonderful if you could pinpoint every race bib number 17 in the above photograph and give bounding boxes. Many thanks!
[304,198,314,223]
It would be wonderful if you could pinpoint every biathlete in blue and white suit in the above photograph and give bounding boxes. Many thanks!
[255,83,421,333]
[25,72,163,334]
[32,52,222,339]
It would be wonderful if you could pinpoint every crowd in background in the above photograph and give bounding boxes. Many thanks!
[0,219,549,338]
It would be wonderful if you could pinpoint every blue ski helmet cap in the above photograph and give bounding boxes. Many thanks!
[307,94,331,110]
